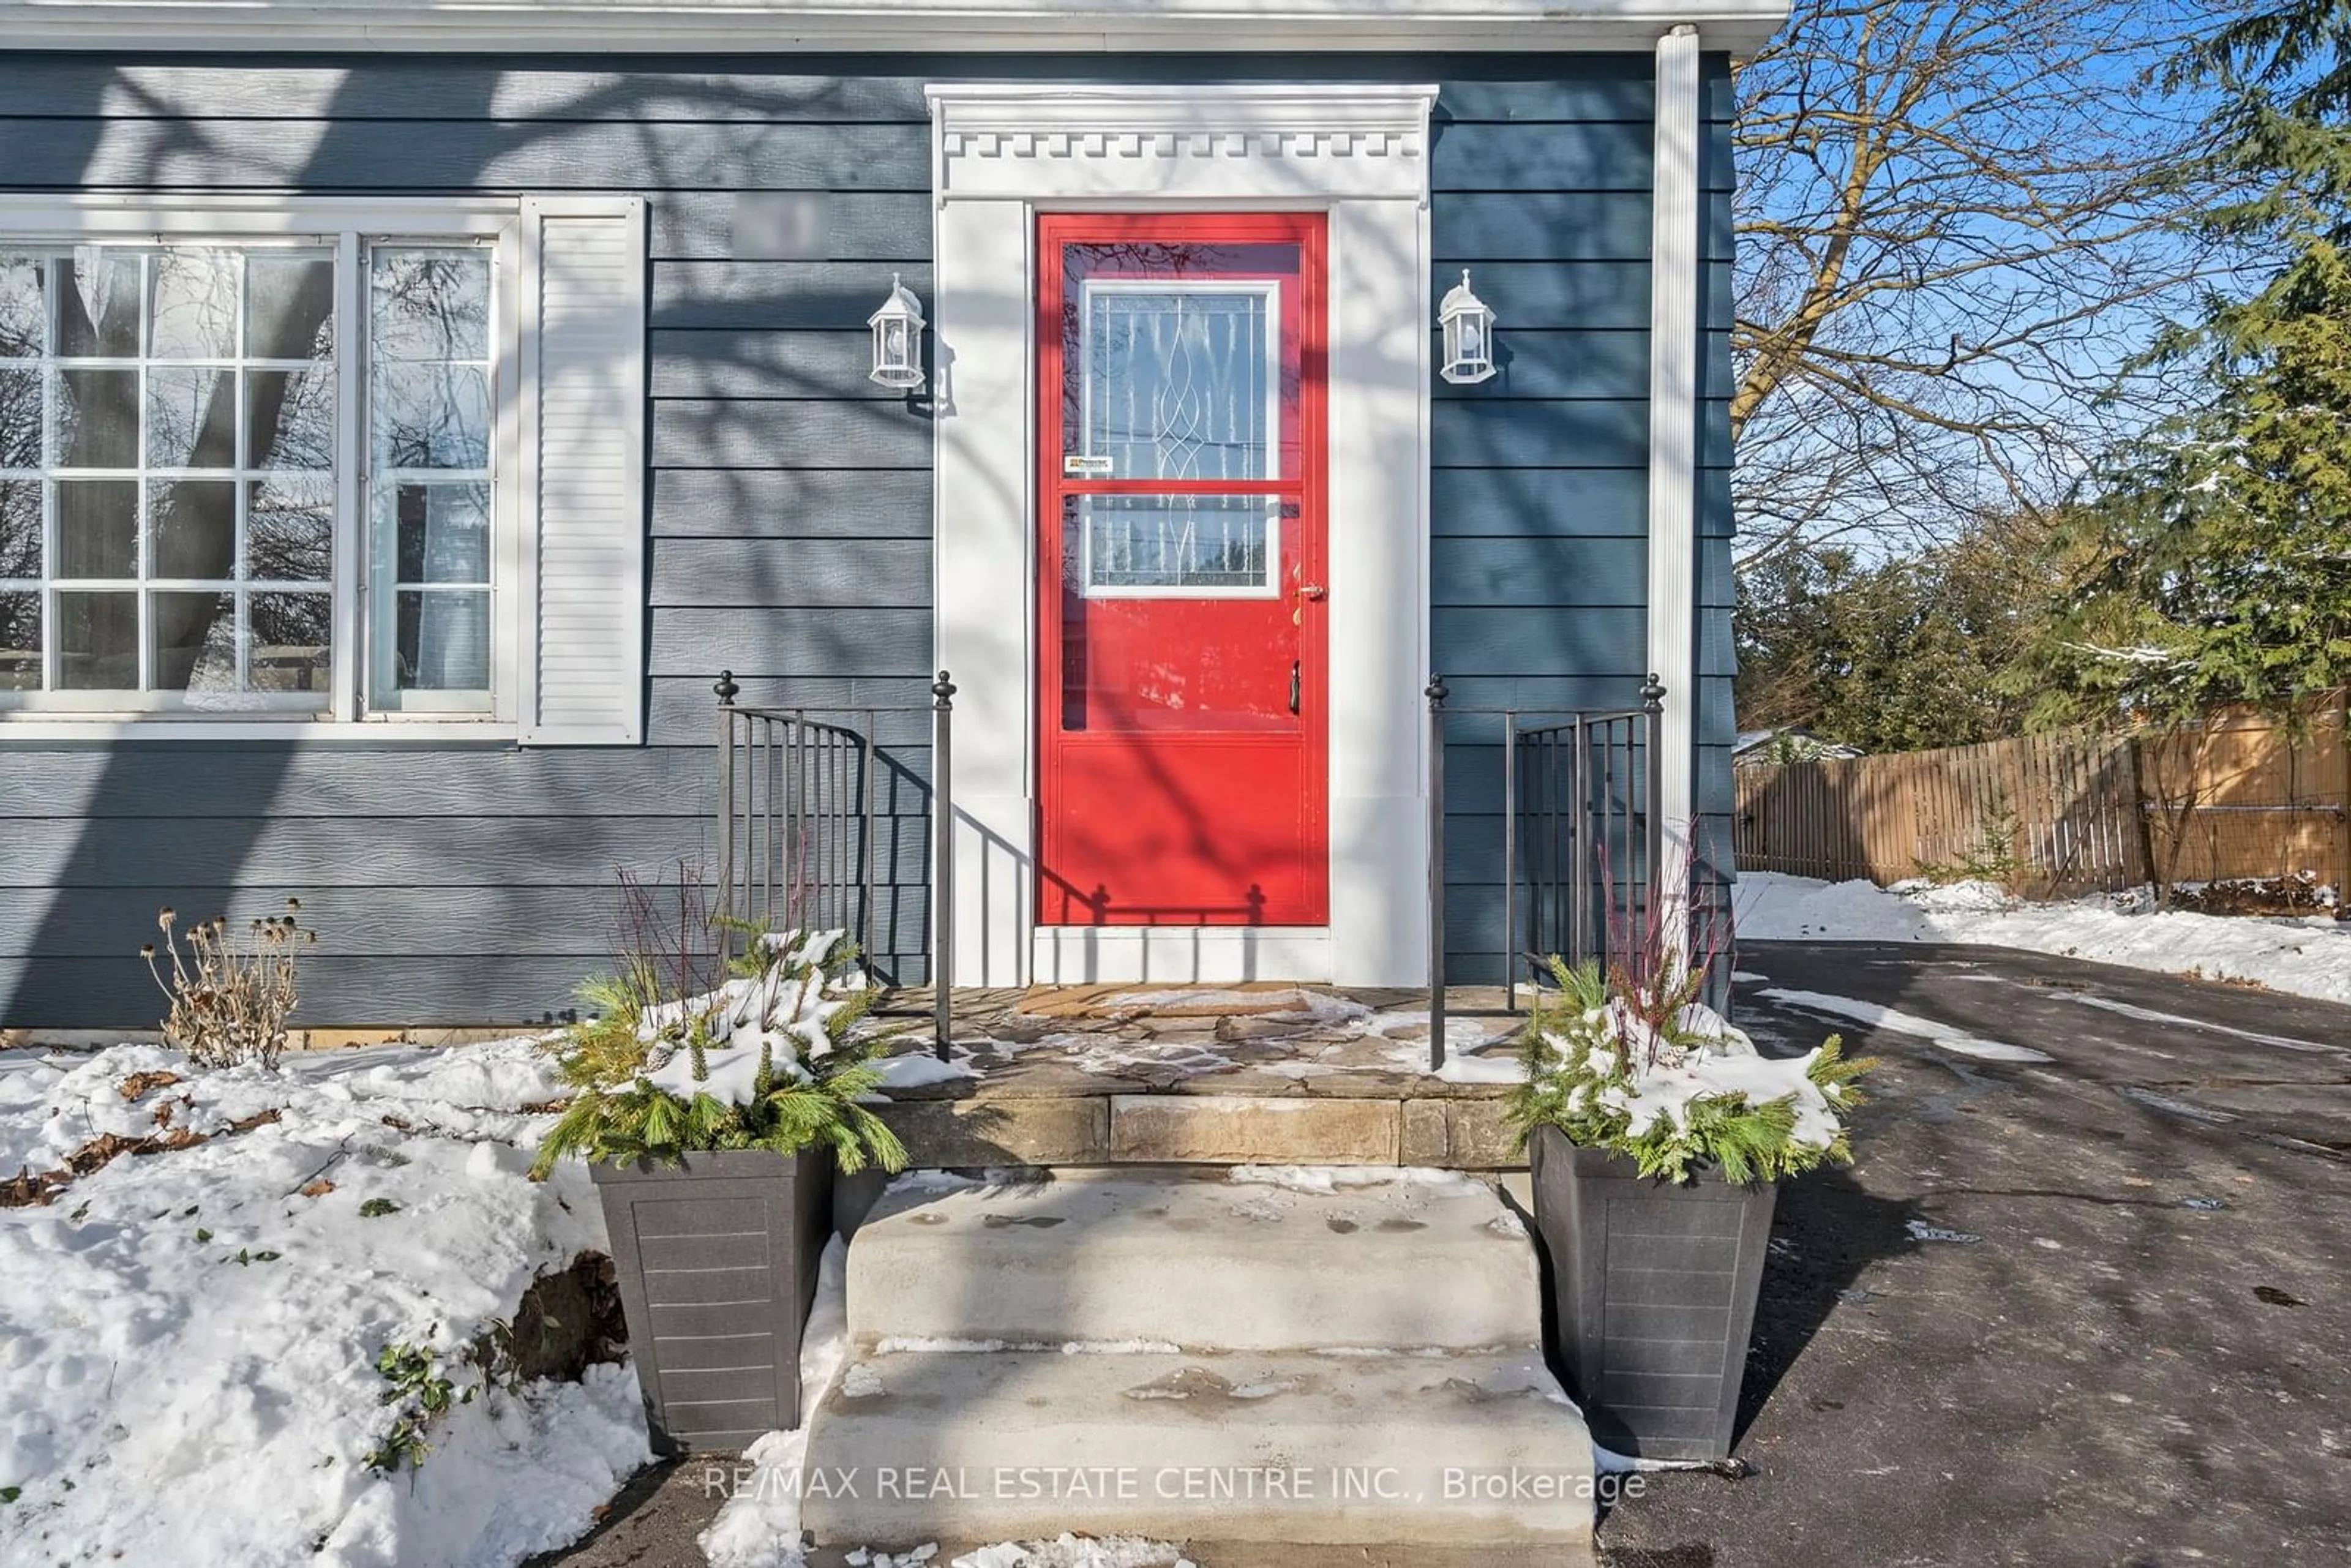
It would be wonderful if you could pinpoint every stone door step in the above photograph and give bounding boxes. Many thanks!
[801,1347,1598,1555]
[848,1168,1543,1353]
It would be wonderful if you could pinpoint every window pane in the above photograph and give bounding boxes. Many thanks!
[1060,242,1301,483]
[0,369,37,468]
[371,250,490,361]
[0,480,36,579]
[391,481,489,584]
[0,258,41,358]
[1081,288,1271,482]
[246,255,334,361]
[248,369,334,470]
[56,481,136,579]
[147,366,234,469]
[2,241,350,707]
[1078,494,1277,595]
[372,364,489,470]
[148,250,239,360]
[247,478,332,583]
[150,479,237,580]
[367,246,493,713]
[250,592,330,697]
[394,588,488,691]
[54,369,138,468]
[56,590,137,689]
[152,590,236,692]
[0,592,35,688]
[54,251,140,359]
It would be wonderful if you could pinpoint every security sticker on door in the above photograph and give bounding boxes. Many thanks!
[1063,455,1116,477]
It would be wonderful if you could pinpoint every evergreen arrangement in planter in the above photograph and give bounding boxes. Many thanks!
[533,927,907,1451]
[1504,953,1870,1461]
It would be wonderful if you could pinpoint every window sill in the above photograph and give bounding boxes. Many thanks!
[0,716,522,746]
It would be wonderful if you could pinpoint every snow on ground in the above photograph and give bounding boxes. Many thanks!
[700,1237,851,1568]
[0,1037,650,1568]
[1738,871,2351,1003]
[1224,1164,1488,1193]
[838,1540,1194,1568]
[870,1051,985,1090]
[947,1539,1195,1567]
[1747,989,2053,1063]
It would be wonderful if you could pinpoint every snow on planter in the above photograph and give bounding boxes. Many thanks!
[1506,960,1868,1185]
[636,929,858,1104]
[0,1037,651,1567]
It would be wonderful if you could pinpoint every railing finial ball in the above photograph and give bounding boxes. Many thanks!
[932,669,956,708]
[1640,672,1666,713]
[1425,672,1449,707]
[714,669,740,705]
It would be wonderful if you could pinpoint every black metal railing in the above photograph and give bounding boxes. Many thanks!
[714,670,956,1059]
[1426,674,1667,1068]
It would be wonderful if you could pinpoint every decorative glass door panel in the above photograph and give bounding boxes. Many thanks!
[1037,214,1327,928]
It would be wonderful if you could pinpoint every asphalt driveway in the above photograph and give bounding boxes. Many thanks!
[1600,941,2351,1567]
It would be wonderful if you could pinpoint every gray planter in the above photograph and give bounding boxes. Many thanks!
[591,1146,834,1452]
[1526,1125,1777,1462]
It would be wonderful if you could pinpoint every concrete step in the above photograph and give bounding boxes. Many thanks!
[847,1168,1543,1353]
[801,1347,1597,1556]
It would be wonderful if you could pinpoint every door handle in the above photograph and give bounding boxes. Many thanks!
[1289,659,1302,716]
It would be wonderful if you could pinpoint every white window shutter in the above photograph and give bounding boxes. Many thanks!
[518,196,647,745]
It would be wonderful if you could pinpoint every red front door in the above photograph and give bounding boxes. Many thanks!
[1036,213,1329,927]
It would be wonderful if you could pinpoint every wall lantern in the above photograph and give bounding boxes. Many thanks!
[868,273,927,390]
[1438,269,1498,386]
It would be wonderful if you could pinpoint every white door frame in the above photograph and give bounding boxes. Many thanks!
[926,83,1438,987]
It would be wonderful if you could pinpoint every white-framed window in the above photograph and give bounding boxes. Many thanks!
[0,197,646,744]
[1072,277,1282,601]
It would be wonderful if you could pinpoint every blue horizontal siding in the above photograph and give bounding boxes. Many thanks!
[0,51,1730,1021]
[1428,51,1739,985]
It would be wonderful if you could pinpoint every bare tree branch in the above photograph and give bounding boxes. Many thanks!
[1733,0,2248,568]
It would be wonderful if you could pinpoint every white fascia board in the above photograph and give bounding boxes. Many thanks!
[0,1,1790,55]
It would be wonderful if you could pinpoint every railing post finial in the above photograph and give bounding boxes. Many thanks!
[932,669,956,709]
[714,669,740,706]
[1640,672,1666,714]
[1425,672,1449,708]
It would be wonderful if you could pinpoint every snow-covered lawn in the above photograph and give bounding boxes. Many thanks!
[1738,872,2351,1003]
[0,1038,1231,1568]
[0,1037,650,1568]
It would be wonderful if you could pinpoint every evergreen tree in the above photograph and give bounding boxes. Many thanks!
[2006,0,2351,727]
[2010,247,2351,727]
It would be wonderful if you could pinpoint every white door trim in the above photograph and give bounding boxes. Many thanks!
[927,81,1437,988]
[1646,27,1704,948]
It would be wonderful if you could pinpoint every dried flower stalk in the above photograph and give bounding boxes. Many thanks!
[141,899,317,1070]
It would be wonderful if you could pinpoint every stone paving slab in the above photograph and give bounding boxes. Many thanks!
[865,986,1539,1168]
[870,985,1533,1102]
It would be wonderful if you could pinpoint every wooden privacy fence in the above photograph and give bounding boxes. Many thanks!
[1734,696,2351,898]
[2137,699,2350,891]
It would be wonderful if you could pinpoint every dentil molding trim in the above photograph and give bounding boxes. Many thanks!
[926,84,1439,204]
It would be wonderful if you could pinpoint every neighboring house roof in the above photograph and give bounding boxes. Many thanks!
[0,0,1792,54]
[1733,727,1864,763]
